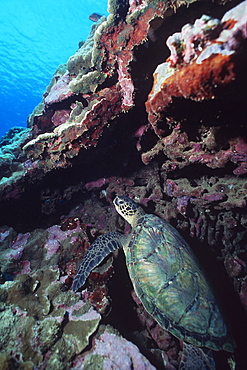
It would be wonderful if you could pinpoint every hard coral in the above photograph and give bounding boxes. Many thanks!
[73,326,156,369]
[143,1,247,175]
[19,0,173,179]
[146,1,247,131]
[0,224,102,368]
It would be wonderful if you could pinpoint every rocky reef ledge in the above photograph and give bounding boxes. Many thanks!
[0,0,247,369]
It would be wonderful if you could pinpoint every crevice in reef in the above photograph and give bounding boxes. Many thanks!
[167,161,240,181]
[95,72,119,92]
[0,110,146,231]
[49,94,89,110]
[33,94,90,135]
[160,56,247,143]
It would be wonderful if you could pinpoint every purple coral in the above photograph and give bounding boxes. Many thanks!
[74,330,156,370]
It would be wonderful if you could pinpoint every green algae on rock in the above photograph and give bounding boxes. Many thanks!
[0,267,101,368]
[0,0,246,368]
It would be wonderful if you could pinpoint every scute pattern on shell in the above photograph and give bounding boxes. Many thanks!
[124,214,234,352]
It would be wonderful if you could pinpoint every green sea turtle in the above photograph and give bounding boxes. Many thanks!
[72,196,235,364]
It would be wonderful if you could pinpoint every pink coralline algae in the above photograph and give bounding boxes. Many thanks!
[0,0,247,369]
[51,109,71,127]
[144,1,247,174]
[44,73,73,105]
[141,125,247,176]
[0,219,94,285]
[147,0,247,119]
[129,0,147,14]
[73,328,156,370]
[44,222,81,259]
[85,177,107,191]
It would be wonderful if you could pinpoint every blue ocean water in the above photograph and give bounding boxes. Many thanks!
[0,0,108,138]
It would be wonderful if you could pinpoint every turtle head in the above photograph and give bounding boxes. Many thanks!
[113,196,145,226]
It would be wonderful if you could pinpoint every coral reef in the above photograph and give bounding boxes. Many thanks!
[0,127,31,195]
[0,0,177,200]
[0,272,102,369]
[73,326,156,369]
[0,0,247,368]
[144,0,247,175]
[0,219,114,369]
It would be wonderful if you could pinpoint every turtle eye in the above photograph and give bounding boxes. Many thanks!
[114,196,125,206]
[115,197,122,206]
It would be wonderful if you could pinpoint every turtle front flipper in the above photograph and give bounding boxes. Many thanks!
[72,231,124,292]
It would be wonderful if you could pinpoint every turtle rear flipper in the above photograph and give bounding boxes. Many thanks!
[72,231,124,292]
[179,343,216,370]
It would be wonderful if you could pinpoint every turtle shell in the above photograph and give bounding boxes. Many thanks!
[124,214,234,352]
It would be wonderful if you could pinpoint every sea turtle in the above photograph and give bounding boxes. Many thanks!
[72,196,235,363]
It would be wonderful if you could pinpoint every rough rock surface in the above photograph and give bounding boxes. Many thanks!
[0,0,247,369]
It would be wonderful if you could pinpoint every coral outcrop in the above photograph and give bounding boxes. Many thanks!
[144,0,247,175]
[0,0,247,369]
